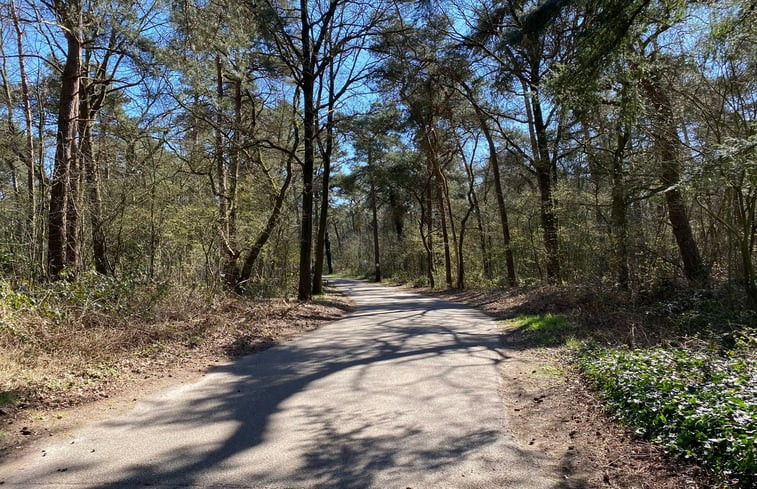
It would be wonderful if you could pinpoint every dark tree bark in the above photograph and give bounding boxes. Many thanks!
[369,155,381,283]
[641,68,708,285]
[527,83,561,284]
[48,1,82,278]
[64,134,82,273]
[437,178,452,288]
[80,101,109,275]
[312,63,336,294]
[610,123,631,289]
[297,0,316,301]
[476,106,517,286]
[423,176,435,288]
[325,232,333,274]
[225,79,242,281]
[79,47,113,276]
[214,59,235,285]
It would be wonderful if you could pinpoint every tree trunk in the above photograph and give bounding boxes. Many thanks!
[227,79,241,279]
[237,162,294,288]
[312,64,336,294]
[325,231,333,274]
[526,82,561,283]
[425,129,452,288]
[641,69,708,285]
[437,178,453,288]
[368,154,381,282]
[297,0,315,301]
[237,97,299,290]
[10,0,37,270]
[65,136,82,274]
[48,6,81,278]
[475,105,516,286]
[425,162,435,288]
[80,102,109,275]
[214,58,235,285]
[610,123,631,289]
[458,158,478,289]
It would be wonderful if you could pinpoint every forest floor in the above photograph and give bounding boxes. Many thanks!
[1,280,713,487]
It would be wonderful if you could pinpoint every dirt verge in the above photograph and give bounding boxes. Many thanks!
[418,286,709,489]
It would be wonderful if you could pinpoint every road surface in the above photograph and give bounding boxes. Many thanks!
[0,278,560,488]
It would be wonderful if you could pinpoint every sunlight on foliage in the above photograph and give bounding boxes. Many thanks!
[506,313,574,346]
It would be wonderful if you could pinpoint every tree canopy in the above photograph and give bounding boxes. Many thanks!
[0,0,754,306]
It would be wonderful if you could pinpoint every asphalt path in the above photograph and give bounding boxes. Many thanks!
[0,278,559,488]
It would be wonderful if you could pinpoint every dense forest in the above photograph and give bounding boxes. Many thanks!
[0,0,753,304]
[0,0,756,485]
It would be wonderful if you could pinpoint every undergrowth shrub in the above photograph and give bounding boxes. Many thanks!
[577,341,756,486]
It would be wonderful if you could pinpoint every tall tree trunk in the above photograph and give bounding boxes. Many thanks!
[437,178,452,288]
[526,82,561,283]
[227,79,241,279]
[458,157,479,289]
[368,153,381,282]
[442,158,461,289]
[641,69,708,285]
[215,58,235,285]
[10,0,37,270]
[475,106,516,286]
[298,0,315,301]
[238,162,294,288]
[325,231,333,274]
[65,137,82,273]
[425,129,452,288]
[473,178,492,280]
[423,175,435,288]
[610,123,631,289]
[312,64,336,294]
[80,98,109,275]
[48,4,82,278]
[237,97,299,289]
[36,80,48,271]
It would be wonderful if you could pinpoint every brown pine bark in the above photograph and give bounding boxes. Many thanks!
[641,69,708,285]
[48,2,82,278]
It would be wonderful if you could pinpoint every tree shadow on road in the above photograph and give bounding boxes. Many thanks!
[22,279,555,488]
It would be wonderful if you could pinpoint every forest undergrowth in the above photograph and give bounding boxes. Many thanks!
[414,280,756,488]
[0,273,352,452]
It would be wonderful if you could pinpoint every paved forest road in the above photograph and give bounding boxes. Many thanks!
[1,279,560,488]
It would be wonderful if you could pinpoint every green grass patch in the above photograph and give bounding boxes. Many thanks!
[506,313,574,346]
[576,344,756,486]
[0,391,19,407]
